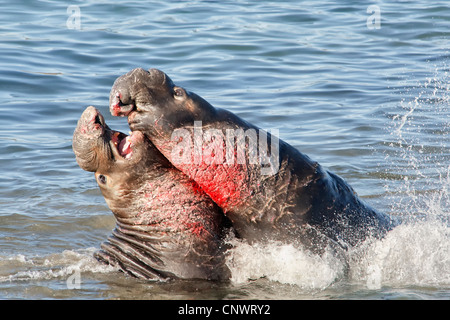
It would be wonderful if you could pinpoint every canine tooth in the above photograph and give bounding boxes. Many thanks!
[112,132,120,146]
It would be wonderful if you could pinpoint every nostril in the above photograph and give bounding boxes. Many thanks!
[114,92,127,107]
[94,114,102,124]
[110,91,136,117]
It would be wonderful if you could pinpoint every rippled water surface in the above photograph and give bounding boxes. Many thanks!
[0,1,449,299]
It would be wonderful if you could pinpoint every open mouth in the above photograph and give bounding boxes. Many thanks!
[110,131,133,159]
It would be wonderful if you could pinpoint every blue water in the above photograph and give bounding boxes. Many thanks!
[0,1,449,299]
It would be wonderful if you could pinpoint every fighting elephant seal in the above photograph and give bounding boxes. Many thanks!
[72,106,231,280]
[109,68,397,251]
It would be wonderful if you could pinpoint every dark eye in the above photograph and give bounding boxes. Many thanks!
[98,174,107,184]
[174,87,184,97]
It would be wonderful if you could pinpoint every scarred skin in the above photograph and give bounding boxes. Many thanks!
[72,106,231,280]
[109,68,397,251]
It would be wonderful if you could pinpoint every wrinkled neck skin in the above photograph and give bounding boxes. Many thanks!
[96,163,230,281]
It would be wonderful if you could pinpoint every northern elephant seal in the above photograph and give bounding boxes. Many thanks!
[109,68,397,251]
[73,106,231,280]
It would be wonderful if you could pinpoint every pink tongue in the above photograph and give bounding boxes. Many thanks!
[118,136,132,158]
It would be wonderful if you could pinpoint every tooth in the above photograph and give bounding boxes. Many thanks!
[113,132,120,146]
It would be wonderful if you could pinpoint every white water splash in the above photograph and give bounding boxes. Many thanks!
[385,62,450,217]
[0,248,117,283]
[225,216,449,291]
[225,238,346,290]
[348,219,449,289]
[225,63,450,291]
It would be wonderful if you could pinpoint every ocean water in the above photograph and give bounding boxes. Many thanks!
[0,0,448,300]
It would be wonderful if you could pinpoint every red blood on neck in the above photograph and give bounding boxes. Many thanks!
[183,163,250,212]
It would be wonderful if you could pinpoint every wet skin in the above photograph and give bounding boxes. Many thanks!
[72,106,231,280]
[109,68,398,251]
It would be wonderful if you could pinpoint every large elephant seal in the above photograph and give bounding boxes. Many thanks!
[72,106,231,280]
[109,68,397,251]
